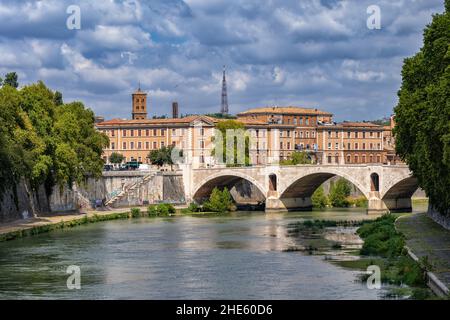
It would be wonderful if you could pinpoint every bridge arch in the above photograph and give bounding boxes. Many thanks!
[192,171,267,203]
[279,167,371,200]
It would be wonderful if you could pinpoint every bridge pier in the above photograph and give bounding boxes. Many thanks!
[265,196,312,212]
[367,191,389,215]
[383,198,413,213]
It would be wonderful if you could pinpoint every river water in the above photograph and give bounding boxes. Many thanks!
[0,207,425,300]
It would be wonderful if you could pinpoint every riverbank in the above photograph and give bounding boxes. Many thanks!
[0,207,152,242]
[396,213,450,296]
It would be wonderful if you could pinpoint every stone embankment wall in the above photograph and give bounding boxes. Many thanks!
[427,205,450,231]
[0,171,186,223]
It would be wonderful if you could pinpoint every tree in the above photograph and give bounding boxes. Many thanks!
[0,77,3,86]
[54,91,63,106]
[329,178,351,207]
[280,151,312,165]
[0,81,108,209]
[393,1,450,216]
[4,72,18,88]
[203,187,233,212]
[311,185,328,209]
[109,152,125,165]
[147,145,180,168]
[212,119,250,166]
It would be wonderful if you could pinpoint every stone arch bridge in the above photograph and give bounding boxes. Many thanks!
[182,164,419,214]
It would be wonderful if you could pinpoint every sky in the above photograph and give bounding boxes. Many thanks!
[0,0,446,121]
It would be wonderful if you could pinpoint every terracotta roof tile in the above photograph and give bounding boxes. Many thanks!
[237,106,333,116]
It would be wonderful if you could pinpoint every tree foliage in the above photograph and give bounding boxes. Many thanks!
[0,80,108,203]
[212,119,250,166]
[3,72,18,88]
[202,187,234,212]
[280,151,312,165]
[311,185,328,209]
[393,2,450,215]
[147,145,180,167]
[329,178,351,207]
[109,152,125,164]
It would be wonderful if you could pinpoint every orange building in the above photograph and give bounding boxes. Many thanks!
[96,90,394,167]
[317,122,386,164]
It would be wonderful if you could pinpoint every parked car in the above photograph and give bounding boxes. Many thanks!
[103,164,113,171]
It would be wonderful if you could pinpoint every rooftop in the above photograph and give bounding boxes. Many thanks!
[237,106,333,116]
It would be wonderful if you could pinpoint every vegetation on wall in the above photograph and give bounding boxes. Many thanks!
[393,1,450,216]
[280,151,312,165]
[0,75,109,206]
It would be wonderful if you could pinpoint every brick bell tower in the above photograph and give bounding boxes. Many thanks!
[132,84,147,120]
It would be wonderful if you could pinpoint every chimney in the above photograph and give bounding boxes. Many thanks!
[172,102,179,119]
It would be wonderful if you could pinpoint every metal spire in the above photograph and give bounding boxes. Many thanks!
[221,65,229,115]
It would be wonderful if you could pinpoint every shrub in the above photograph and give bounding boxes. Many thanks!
[130,208,141,218]
[202,187,233,213]
[311,186,329,209]
[147,203,175,216]
[329,178,351,207]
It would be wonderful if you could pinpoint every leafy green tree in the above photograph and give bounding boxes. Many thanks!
[0,77,3,86]
[329,178,351,207]
[203,187,233,212]
[4,72,18,88]
[109,152,125,165]
[53,91,63,106]
[147,145,180,168]
[0,81,108,208]
[212,120,250,166]
[311,185,328,209]
[393,1,450,216]
[281,151,312,165]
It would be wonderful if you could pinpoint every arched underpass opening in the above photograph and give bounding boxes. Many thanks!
[193,175,266,210]
[279,173,368,211]
[382,176,421,212]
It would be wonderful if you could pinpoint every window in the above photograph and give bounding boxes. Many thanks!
[146,142,149,150]
[200,128,204,136]
[305,117,309,125]
[335,131,339,138]
[370,143,373,150]
[130,142,134,150]
[153,141,157,149]
[328,131,331,138]
[312,131,316,138]
[161,129,165,136]
[122,142,127,149]
[370,132,373,137]
[328,153,332,163]
[335,142,339,150]
[199,140,205,149]
[161,141,165,148]
[138,130,142,137]
[280,142,283,150]
[293,118,297,125]
[130,130,134,137]
[328,142,331,150]
[355,143,358,150]
[138,142,142,149]
[111,142,115,150]
[377,143,381,150]
[347,155,351,163]
[287,142,291,150]
[347,143,351,150]
[362,143,366,150]
[354,155,359,163]
[347,131,351,138]
[355,132,359,138]
[111,130,115,137]
[200,155,205,164]
[123,130,127,137]
[287,131,291,138]
[335,153,339,163]
[377,132,381,138]
[369,155,373,163]
[306,131,309,138]
[299,117,303,125]
[172,128,176,136]
[146,129,149,136]
[300,131,303,138]
[377,155,381,162]
[153,129,157,136]
[280,131,283,137]
[362,155,366,163]
[363,132,366,138]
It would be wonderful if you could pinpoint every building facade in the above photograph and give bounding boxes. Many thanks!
[96,90,394,167]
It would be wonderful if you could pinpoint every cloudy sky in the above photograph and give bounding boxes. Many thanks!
[0,0,445,121]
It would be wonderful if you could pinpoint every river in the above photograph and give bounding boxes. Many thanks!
[0,206,427,299]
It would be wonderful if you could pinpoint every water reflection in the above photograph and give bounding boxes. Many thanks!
[0,208,403,300]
